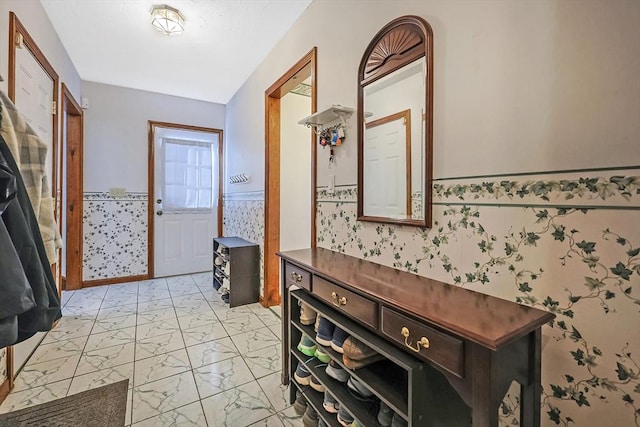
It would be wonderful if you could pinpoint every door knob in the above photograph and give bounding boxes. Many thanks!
[156,211,163,216]
[156,199,162,204]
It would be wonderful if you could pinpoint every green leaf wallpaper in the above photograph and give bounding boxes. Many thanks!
[221,168,638,425]
[317,168,639,426]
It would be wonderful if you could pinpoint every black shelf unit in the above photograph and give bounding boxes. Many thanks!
[212,236,259,307]
[288,289,431,426]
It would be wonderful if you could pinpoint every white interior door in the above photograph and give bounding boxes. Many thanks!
[364,116,408,218]
[153,127,219,277]
[13,42,55,374]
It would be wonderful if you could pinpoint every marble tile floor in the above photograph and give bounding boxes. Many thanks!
[0,272,302,426]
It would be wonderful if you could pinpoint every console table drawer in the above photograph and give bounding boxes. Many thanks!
[284,262,311,291]
[313,276,378,329]
[381,307,464,378]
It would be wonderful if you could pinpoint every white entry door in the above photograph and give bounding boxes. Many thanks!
[13,40,55,374]
[364,112,410,219]
[153,127,219,277]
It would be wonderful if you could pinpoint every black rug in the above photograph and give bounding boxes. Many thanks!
[0,379,128,427]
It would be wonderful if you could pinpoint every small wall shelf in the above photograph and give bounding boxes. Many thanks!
[298,105,354,133]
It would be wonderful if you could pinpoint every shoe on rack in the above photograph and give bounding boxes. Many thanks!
[214,256,225,266]
[343,336,384,369]
[314,347,330,363]
[221,293,229,304]
[297,334,317,357]
[343,353,384,370]
[314,314,321,333]
[325,359,349,383]
[294,361,312,386]
[322,392,340,414]
[377,400,393,426]
[316,317,336,347]
[346,376,375,401]
[302,405,319,427]
[293,390,308,415]
[343,336,377,360]
[318,419,328,427]
[310,375,326,393]
[336,406,354,427]
[299,301,317,326]
[331,326,349,354]
[391,413,408,427]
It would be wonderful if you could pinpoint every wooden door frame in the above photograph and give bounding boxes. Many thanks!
[61,84,84,291]
[8,12,60,200]
[6,11,60,394]
[263,47,317,307]
[147,121,224,278]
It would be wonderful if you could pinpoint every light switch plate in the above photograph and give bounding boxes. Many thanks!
[109,187,126,197]
[328,175,335,195]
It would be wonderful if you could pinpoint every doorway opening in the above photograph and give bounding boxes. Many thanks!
[263,48,317,307]
[61,84,83,291]
[148,121,223,278]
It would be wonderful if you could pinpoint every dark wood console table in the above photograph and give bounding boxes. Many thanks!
[278,247,554,427]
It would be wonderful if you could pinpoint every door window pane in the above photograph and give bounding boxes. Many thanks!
[163,138,214,211]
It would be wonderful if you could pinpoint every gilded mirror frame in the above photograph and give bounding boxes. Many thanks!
[357,15,433,228]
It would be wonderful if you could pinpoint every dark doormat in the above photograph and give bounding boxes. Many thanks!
[0,379,128,427]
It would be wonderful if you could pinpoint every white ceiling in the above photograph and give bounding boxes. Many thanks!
[40,0,313,104]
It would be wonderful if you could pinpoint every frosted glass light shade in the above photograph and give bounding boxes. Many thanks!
[151,5,185,35]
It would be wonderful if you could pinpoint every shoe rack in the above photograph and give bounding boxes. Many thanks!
[212,237,260,307]
[288,289,471,426]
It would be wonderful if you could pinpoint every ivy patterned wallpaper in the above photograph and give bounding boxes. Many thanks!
[223,191,265,294]
[317,168,639,427]
[82,192,148,281]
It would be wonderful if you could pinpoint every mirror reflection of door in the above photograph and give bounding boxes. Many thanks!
[364,110,411,219]
[357,16,433,227]
[152,125,221,277]
[362,57,425,222]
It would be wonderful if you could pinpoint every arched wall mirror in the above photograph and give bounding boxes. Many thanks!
[357,15,433,228]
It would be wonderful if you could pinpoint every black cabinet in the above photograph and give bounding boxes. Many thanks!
[212,237,259,307]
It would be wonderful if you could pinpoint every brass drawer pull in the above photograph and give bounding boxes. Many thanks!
[401,326,430,352]
[289,272,302,283]
[331,291,347,307]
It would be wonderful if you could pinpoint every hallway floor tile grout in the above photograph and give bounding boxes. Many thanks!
[0,272,301,427]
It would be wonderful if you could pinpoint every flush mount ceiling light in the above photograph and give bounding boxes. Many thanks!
[151,5,185,36]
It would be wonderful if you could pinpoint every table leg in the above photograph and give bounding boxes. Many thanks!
[471,344,499,427]
[520,329,542,427]
[280,259,289,385]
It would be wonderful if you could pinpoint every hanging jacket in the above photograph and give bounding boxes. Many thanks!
[0,154,37,347]
[0,91,62,264]
[0,134,60,344]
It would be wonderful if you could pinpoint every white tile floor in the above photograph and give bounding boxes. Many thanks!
[0,272,303,426]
